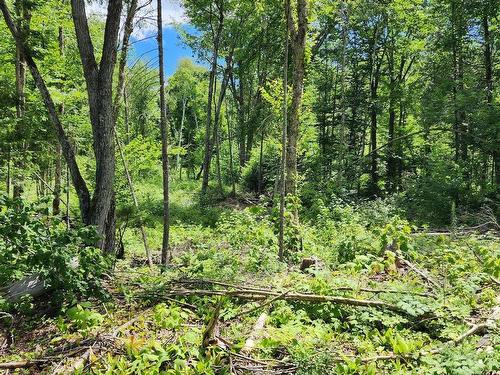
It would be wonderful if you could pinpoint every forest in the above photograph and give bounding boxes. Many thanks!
[0,0,499,373]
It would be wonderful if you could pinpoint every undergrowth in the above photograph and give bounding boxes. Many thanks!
[0,181,498,374]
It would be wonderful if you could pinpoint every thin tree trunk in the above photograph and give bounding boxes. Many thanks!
[6,146,11,197]
[177,97,187,177]
[258,124,264,195]
[213,62,232,195]
[66,163,70,229]
[285,0,307,197]
[279,0,290,260]
[368,25,382,197]
[226,101,236,196]
[12,0,29,199]
[482,14,497,186]
[0,0,92,223]
[337,0,348,181]
[157,0,170,265]
[396,101,405,190]
[201,1,224,197]
[386,43,396,194]
[124,87,130,144]
[112,0,138,124]
[53,25,64,216]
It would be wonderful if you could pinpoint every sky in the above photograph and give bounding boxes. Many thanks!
[129,25,197,77]
[87,0,197,76]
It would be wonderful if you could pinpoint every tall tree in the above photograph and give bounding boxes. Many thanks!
[200,0,225,197]
[12,0,30,198]
[279,0,291,260]
[367,11,385,197]
[158,0,171,264]
[1,0,123,252]
[285,0,308,196]
[70,0,123,251]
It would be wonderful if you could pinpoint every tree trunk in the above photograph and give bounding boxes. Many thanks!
[12,0,30,199]
[201,1,224,197]
[71,0,122,252]
[258,124,264,195]
[226,101,236,196]
[157,0,170,265]
[213,60,232,195]
[112,0,137,125]
[107,0,150,264]
[337,0,348,181]
[177,97,187,177]
[6,146,11,197]
[279,0,290,260]
[368,24,382,197]
[386,44,396,194]
[369,78,379,196]
[482,14,497,186]
[124,86,130,144]
[285,0,308,197]
[53,25,65,216]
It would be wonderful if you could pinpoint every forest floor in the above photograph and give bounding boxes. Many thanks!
[1,179,499,374]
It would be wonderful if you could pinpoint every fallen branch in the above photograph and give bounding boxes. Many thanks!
[396,256,441,290]
[331,286,435,298]
[174,279,435,298]
[230,290,290,320]
[0,359,48,369]
[151,287,415,317]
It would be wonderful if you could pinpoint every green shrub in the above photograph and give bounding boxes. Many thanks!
[0,194,110,309]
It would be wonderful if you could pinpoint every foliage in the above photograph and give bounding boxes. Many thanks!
[0,194,109,308]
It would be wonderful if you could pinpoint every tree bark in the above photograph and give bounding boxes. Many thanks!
[368,24,383,197]
[157,0,170,265]
[71,0,122,251]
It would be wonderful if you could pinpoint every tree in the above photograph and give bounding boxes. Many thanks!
[1,0,123,252]
[285,0,308,197]
[157,0,170,265]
